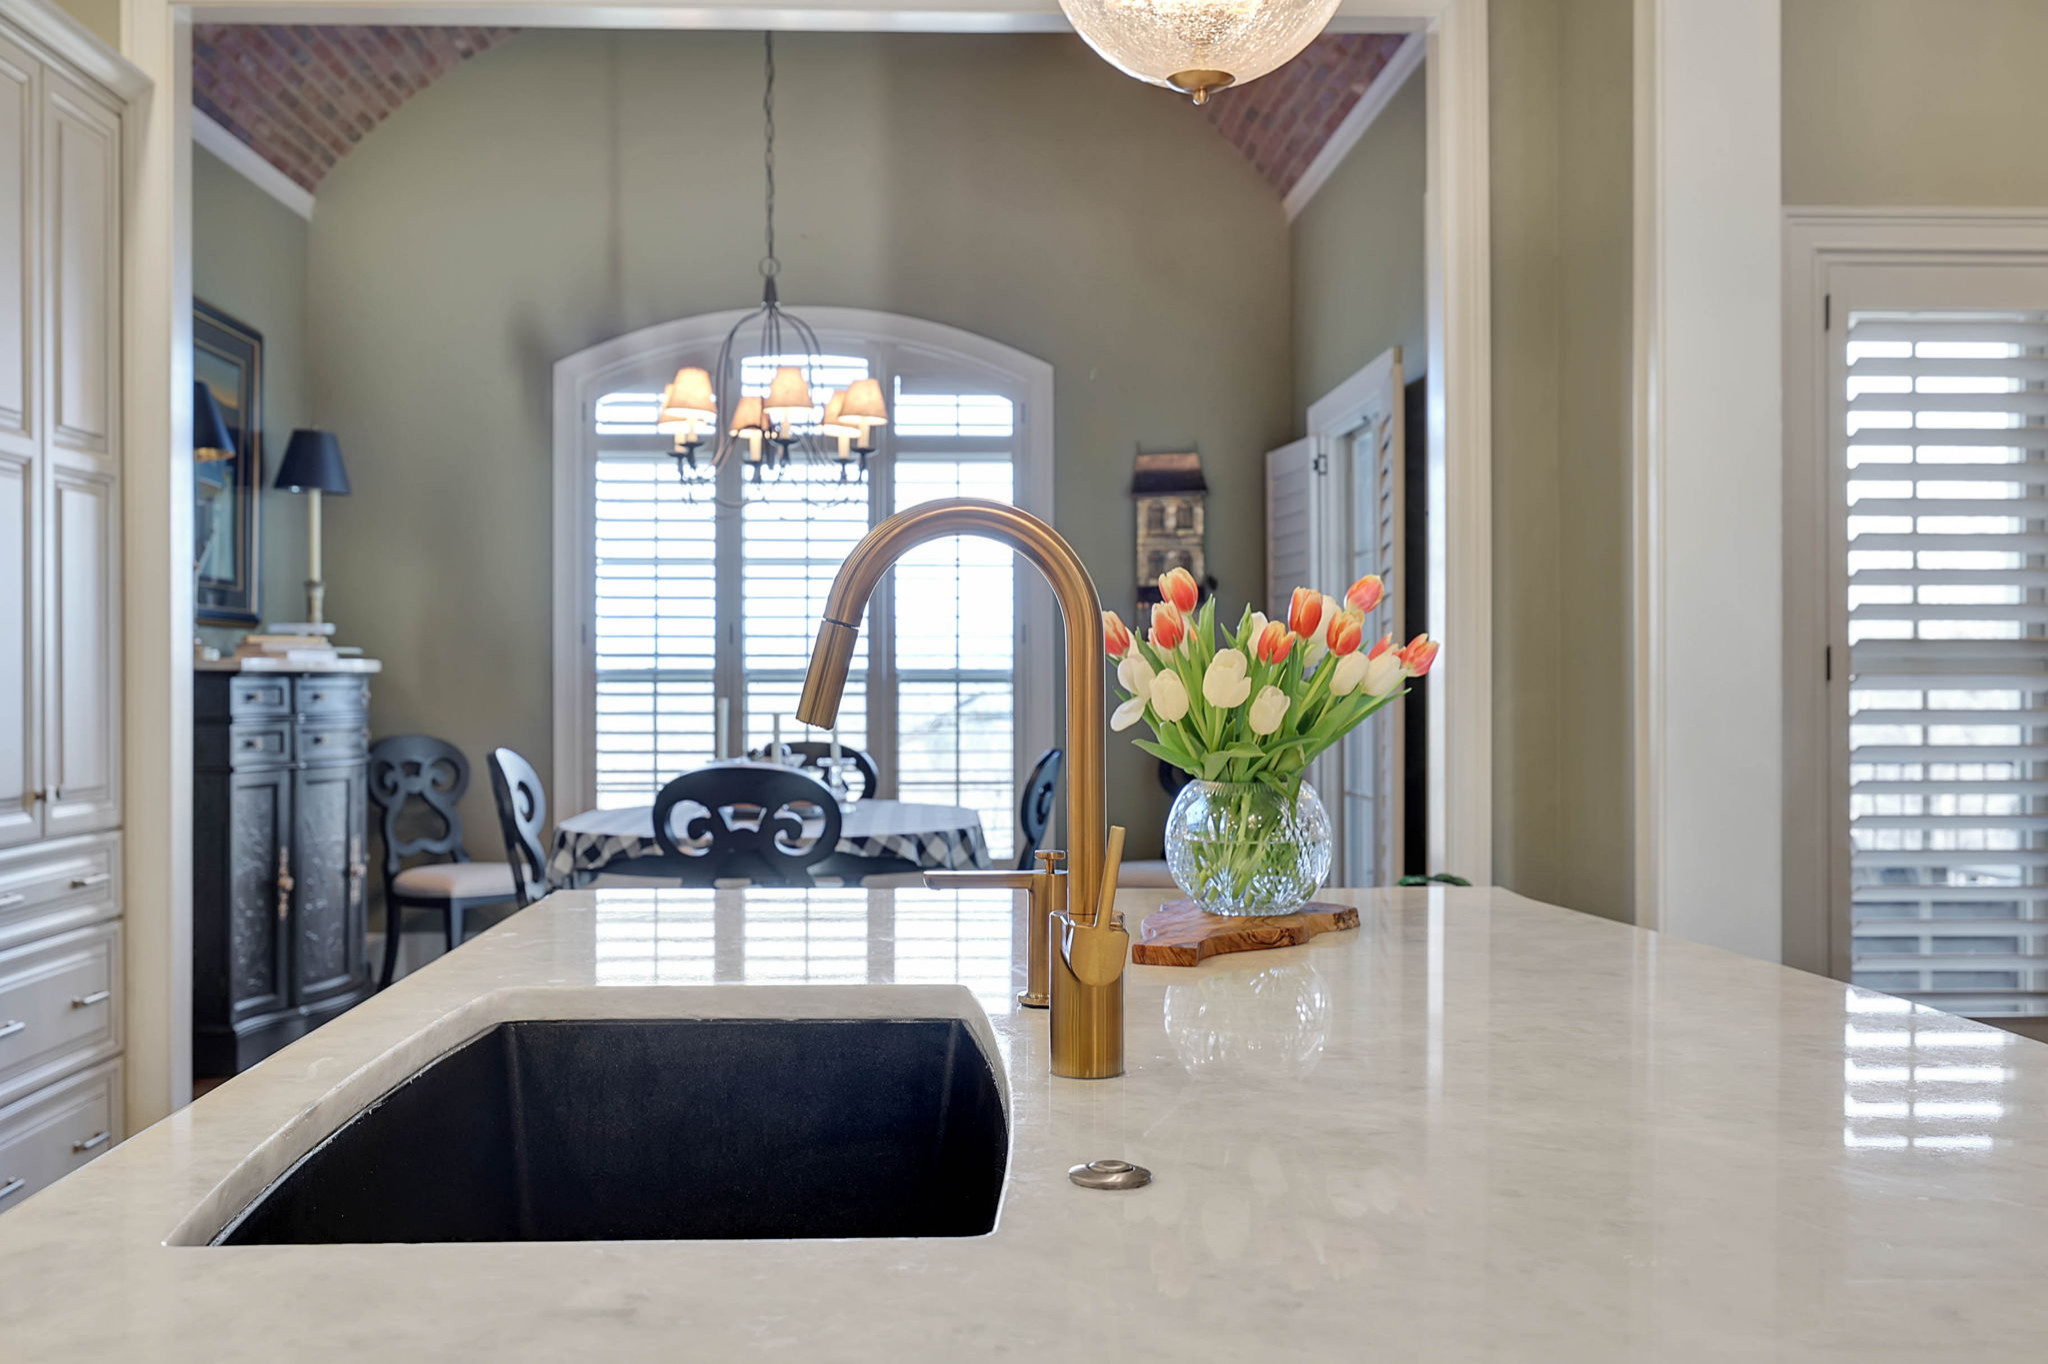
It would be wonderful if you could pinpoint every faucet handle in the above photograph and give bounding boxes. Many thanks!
[1034,849,1066,873]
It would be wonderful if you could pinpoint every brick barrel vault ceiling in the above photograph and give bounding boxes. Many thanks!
[192,26,1407,199]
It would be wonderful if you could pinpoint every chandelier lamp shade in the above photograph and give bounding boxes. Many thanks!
[658,33,888,489]
[1056,0,1343,104]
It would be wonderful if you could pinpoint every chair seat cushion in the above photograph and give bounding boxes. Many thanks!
[1116,859,1178,889]
[392,860,518,902]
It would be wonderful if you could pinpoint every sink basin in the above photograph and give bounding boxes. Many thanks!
[214,1017,1007,1244]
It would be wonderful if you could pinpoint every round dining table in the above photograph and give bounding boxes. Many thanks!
[547,796,993,888]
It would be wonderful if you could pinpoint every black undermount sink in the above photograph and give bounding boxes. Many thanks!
[215,1018,1008,1244]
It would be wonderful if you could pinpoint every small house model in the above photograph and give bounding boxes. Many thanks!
[1132,451,1208,604]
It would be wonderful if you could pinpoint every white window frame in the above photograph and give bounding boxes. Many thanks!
[551,307,1057,821]
[1784,208,2048,979]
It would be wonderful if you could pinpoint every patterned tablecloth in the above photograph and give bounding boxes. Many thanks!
[548,798,992,887]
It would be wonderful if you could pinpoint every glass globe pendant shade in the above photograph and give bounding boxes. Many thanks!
[1057,0,1343,103]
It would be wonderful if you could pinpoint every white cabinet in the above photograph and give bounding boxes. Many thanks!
[0,14,125,1194]
[0,38,118,854]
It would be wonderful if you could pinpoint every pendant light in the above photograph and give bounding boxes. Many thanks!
[1057,0,1342,104]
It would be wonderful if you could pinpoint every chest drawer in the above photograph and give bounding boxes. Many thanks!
[0,836,119,954]
[295,676,367,718]
[227,722,291,768]
[228,676,292,719]
[0,1059,122,1215]
[0,923,121,1109]
[297,722,367,766]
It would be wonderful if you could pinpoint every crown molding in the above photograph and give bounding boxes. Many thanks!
[192,108,314,220]
[1283,30,1423,221]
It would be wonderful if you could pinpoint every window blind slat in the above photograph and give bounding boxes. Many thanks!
[1844,307,2048,1015]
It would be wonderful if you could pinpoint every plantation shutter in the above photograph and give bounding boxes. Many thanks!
[1845,309,2048,1017]
[1265,436,1324,619]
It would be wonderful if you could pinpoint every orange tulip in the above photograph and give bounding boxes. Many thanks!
[1287,586,1324,639]
[1102,610,1133,658]
[1255,620,1295,665]
[1366,632,1393,661]
[1157,566,1200,614]
[1149,601,1187,652]
[1325,609,1365,657]
[1400,634,1440,676]
[1346,574,1385,615]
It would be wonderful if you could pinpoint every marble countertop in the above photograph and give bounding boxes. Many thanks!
[194,656,382,674]
[5,884,2047,1361]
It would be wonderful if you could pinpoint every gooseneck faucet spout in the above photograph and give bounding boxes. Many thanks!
[797,498,1129,1078]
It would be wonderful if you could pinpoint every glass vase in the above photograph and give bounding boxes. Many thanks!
[1164,779,1332,917]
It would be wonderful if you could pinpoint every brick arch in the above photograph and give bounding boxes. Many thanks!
[194,26,1406,200]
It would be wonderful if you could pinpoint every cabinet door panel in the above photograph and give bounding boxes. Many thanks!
[226,766,290,1025]
[0,449,34,847]
[291,761,367,1005]
[41,74,115,462]
[42,465,115,837]
[0,35,35,444]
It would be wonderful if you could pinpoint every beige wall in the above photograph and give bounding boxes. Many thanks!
[192,145,310,648]
[307,30,1294,850]
[1289,67,1428,416]
[1785,0,2048,206]
[48,0,116,48]
[1487,0,1634,920]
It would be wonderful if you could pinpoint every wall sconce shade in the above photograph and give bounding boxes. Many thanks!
[194,381,237,463]
[274,429,351,495]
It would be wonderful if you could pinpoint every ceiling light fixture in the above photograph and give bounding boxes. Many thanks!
[1057,0,1342,104]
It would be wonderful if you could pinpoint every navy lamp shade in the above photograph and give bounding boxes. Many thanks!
[274,429,350,494]
[193,381,236,463]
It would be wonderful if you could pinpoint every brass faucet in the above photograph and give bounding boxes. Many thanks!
[797,498,1130,1079]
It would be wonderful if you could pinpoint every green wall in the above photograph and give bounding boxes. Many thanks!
[1487,0,1635,921]
[49,0,116,48]
[304,30,1295,849]
[1289,66,1428,416]
[191,145,310,649]
[1785,0,2048,206]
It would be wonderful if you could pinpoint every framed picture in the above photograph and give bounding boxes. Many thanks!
[194,301,263,626]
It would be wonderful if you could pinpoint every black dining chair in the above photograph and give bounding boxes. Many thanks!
[1015,747,1064,870]
[368,735,520,989]
[753,740,881,801]
[486,746,550,909]
[651,764,844,887]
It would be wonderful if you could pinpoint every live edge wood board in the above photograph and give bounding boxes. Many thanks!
[1131,900,1360,967]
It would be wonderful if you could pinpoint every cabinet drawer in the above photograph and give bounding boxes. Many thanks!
[228,676,292,719]
[0,923,120,1109]
[295,676,366,717]
[0,1059,121,1214]
[0,836,118,954]
[227,722,291,769]
[297,722,366,766]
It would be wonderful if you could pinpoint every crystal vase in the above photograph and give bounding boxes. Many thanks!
[1163,779,1332,917]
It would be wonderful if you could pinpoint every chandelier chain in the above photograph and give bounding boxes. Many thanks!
[760,32,778,282]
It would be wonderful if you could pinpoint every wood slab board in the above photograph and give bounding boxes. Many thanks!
[1131,899,1360,967]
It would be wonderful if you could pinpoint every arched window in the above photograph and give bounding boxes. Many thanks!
[553,309,1055,861]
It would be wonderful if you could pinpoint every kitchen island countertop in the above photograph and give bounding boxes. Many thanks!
[3,883,2046,1361]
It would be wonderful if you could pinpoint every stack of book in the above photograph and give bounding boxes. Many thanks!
[235,622,352,665]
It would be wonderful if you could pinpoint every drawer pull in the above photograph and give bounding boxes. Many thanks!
[240,737,259,749]
[70,990,110,1009]
[71,1130,109,1153]
[310,734,326,746]
[0,892,23,909]
[307,692,326,704]
[69,872,110,890]
[0,1019,23,1041]
[0,1177,23,1201]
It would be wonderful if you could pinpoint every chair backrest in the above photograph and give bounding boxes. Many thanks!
[652,764,844,887]
[1016,747,1064,870]
[367,735,472,884]
[1157,759,1191,798]
[758,741,880,802]
[487,746,549,908]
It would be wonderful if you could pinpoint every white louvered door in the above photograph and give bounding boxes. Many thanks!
[1834,267,2048,1019]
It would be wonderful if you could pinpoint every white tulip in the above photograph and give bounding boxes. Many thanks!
[1111,695,1148,731]
[1248,612,1269,642]
[1328,651,1369,697]
[1364,649,1404,697]
[1248,685,1290,736]
[1117,653,1156,701]
[1203,649,1252,708]
[1150,669,1190,722]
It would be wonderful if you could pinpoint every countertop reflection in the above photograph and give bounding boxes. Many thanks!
[4,885,2047,1362]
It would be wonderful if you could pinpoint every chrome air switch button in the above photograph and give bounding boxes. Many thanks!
[1069,1159,1152,1191]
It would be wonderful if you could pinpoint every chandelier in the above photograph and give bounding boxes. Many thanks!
[654,33,888,487]
[1056,0,1342,104]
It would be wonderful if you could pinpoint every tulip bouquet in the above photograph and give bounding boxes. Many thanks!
[1105,567,1439,912]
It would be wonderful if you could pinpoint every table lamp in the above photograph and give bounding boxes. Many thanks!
[273,429,350,627]
[194,381,236,463]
